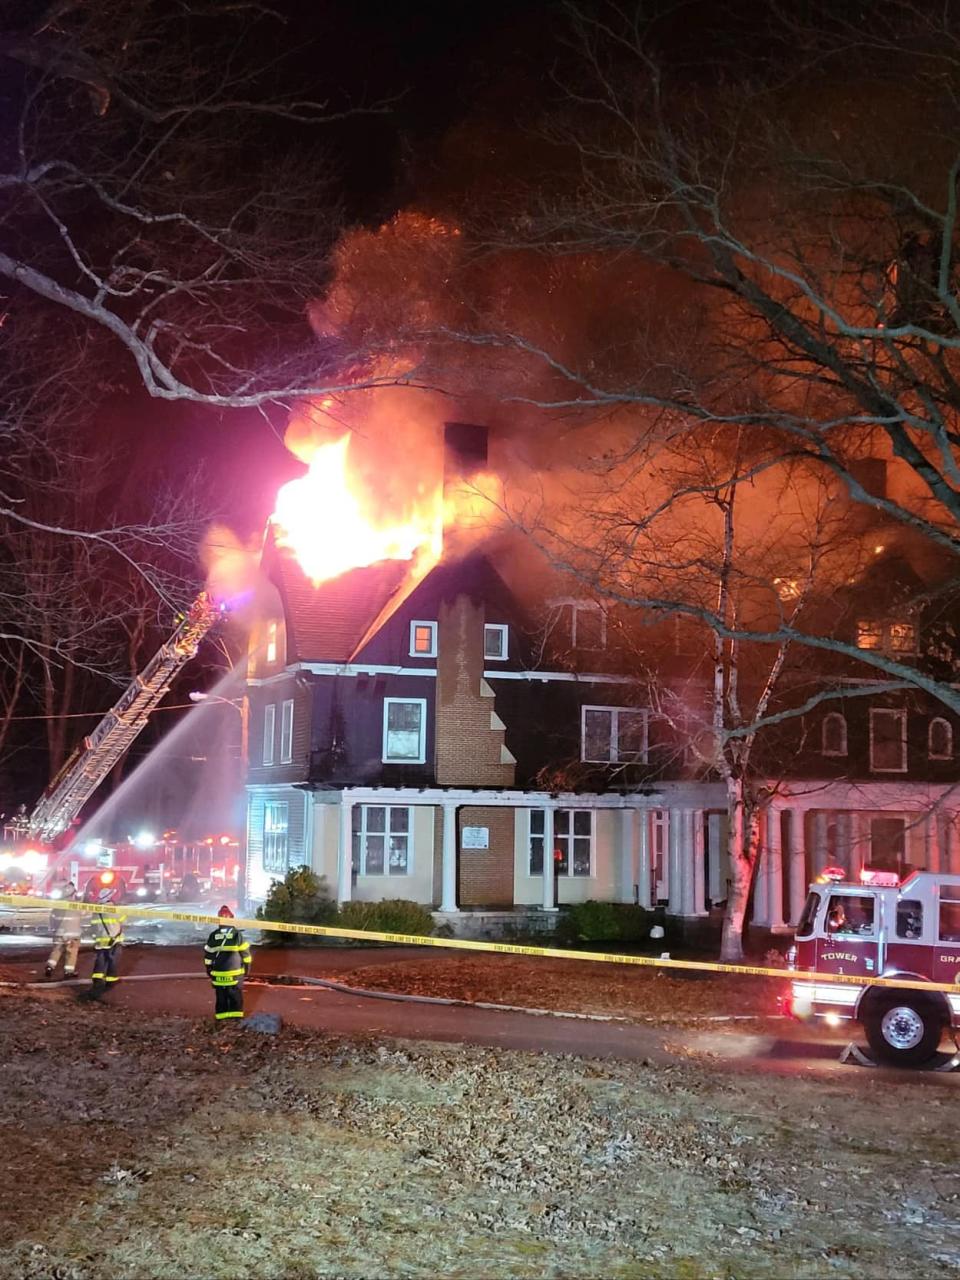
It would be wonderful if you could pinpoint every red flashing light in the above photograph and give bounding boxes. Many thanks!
[816,866,846,884]
[219,835,230,846]
[860,867,900,887]
[99,870,115,885]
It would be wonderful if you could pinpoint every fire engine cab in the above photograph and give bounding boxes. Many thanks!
[788,866,960,1065]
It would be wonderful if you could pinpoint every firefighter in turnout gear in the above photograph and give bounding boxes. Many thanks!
[89,873,124,999]
[204,905,251,1021]
[45,880,82,979]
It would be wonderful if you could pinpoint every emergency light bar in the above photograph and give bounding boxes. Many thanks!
[816,866,846,884]
[860,867,900,887]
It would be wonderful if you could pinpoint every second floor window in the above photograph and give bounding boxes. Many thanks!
[857,619,917,654]
[280,699,294,764]
[262,704,276,766]
[382,698,427,764]
[869,708,907,773]
[409,621,437,658]
[262,800,288,872]
[929,717,953,760]
[821,713,847,757]
[581,706,648,763]
[484,623,509,660]
[265,620,278,665]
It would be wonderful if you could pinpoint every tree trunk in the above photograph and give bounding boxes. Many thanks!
[720,777,761,962]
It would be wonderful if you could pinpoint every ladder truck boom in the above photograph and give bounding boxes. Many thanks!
[28,592,224,843]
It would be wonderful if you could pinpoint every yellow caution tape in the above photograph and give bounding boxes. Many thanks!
[3,892,959,998]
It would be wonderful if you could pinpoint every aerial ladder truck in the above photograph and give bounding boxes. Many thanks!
[26,592,224,848]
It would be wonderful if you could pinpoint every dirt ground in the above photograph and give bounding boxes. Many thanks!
[331,952,781,1023]
[2,987,960,1280]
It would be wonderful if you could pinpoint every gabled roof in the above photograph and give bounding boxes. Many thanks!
[263,529,410,664]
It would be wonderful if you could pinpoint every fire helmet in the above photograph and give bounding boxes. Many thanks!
[217,905,234,919]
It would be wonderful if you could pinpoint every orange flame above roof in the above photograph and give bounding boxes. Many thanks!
[270,432,443,586]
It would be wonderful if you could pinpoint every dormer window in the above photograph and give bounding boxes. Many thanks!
[821,713,848,757]
[265,620,278,665]
[572,602,606,650]
[484,623,509,661]
[929,717,953,760]
[857,619,916,655]
[409,621,437,658]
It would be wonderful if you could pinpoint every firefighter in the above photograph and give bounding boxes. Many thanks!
[45,880,82,979]
[203,905,251,1022]
[88,873,124,1000]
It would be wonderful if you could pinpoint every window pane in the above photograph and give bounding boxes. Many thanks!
[390,807,409,833]
[529,836,544,875]
[553,844,569,876]
[574,607,604,648]
[888,622,916,653]
[484,625,507,659]
[930,719,952,758]
[871,710,905,771]
[366,807,385,833]
[583,709,612,761]
[555,810,570,835]
[939,902,960,943]
[572,838,591,876]
[573,811,592,836]
[365,835,385,875]
[826,894,875,936]
[386,701,423,760]
[796,891,821,938]
[857,620,882,650]
[530,810,544,835]
[896,899,923,940]
[413,624,434,654]
[388,835,409,874]
[617,711,646,760]
[822,715,846,755]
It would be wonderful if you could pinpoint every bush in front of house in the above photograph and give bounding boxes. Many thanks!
[337,898,435,937]
[555,899,622,945]
[256,866,338,944]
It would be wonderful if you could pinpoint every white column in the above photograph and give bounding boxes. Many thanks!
[835,811,851,877]
[787,808,807,925]
[691,809,706,916]
[541,806,556,912]
[668,808,683,915]
[766,805,785,930]
[637,810,653,909]
[812,811,829,875]
[753,807,771,927]
[853,811,870,873]
[924,810,942,873]
[440,802,458,912]
[707,812,723,904]
[336,796,353,905]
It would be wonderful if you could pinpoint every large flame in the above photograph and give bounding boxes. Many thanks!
[271,432,443,585]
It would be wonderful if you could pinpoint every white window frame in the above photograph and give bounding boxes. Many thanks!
[484,623,509,661]
[572,602,607,650]
[409,620,438,659]
[821,712,848,757]
[580,705,649,763]
[528,808,595,878]
[279,698,294,764]
[382,697,427,764]
[352,804,413,877]
[869,708,908,773]
[929,717,953,761]
[262,703,276,766]
[262,800,289,872]
[265,620,278,665]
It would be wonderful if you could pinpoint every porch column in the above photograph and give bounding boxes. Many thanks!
[691,809,707,916]
[926,809,943,874]
[753,807,772,927]
[336,796,353,906]
[636,810,653,909]
[812,811,829,875]
[835,811,852,877]
[541,806,557,912]
[787,809,807,925]
[668,808,684,915]
[946,815,957,875]
[440,802,459,912]
[707,812,723,904]
[766,805,785,930]
[617,810,635,903]
[853,811,870,873]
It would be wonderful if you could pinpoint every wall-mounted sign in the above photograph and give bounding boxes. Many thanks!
[461,826,489,850]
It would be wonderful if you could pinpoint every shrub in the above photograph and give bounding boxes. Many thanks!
[256,866,338,945]
[556,899,622,945]
[337,898,435,937]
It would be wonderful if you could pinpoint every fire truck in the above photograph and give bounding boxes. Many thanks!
[0,592,229,905]
[787,865,960,1065]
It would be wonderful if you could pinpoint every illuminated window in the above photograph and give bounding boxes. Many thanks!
[869,708,907,773]
[280,699,294,764]
[857,619,916,654]
[856,620,883,650]
[484,623,509,660]
[581,706,648,763]
[409,621,437,658]
[888,622,917,653]
[352,805,411,876]
[266,620,278,665]
[528,809,593,877]
[382,698,427,763]
[821,713,847,757]
[262,704,276,766]
[929,717,953,760]
[262,801,288,872]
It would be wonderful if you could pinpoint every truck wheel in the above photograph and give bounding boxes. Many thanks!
[863,996,943,1066]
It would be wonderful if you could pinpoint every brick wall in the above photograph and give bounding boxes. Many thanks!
[458,805,515,907]
[435,594,515,787]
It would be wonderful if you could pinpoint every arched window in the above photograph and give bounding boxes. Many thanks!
[822,713,848,757]
[929,717,953,761]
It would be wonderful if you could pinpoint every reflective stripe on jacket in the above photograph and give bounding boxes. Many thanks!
[94,912,124,948]
[203,925,251,984]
